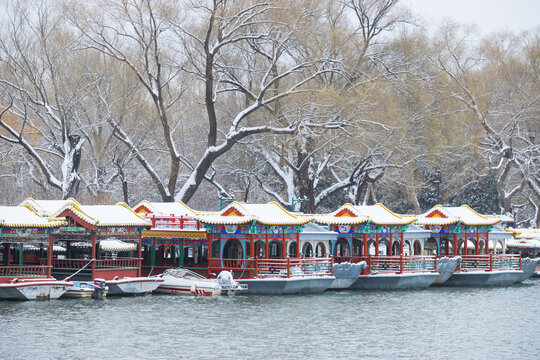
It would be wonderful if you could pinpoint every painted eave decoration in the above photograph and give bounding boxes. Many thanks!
[195,202,313,226]
[415,205,500,226]
[0,205,66,229]
[315,203,414,225]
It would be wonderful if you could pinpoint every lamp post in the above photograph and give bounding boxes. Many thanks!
[291,197,308,212]
[219,194,235,210]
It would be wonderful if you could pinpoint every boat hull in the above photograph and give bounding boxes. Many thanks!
[434,256,461,284]
[441,270,523,286]
[351,273,438,290]
[517,258,538,282]
[154,282,221,296]
[106,277,164,296]
[329,262,366,290]
[237,276,335,295]
[0,279,72,300]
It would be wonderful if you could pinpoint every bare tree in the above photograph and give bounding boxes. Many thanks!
[0,1,89,199]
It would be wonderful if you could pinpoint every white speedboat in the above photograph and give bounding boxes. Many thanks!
[154,269,245,296]
[0,278,72,300]
[106,276,164,296]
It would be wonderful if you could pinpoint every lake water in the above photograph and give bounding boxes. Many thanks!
[1,280,539,360]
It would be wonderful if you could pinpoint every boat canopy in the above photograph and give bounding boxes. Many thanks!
[195,201,313,226]
[415,205,501,226]
[0,205,66,229]
[314,203,415,226]
[99,239,137,252]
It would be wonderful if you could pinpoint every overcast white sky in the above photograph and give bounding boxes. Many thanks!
[404,0,540,35]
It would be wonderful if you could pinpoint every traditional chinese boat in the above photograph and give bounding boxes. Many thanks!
[196,202,335,294]
[416,205,523,286]
[315,204,439,290]
[0,205,72,300]
[132,201,209,277]
[20,198,159,295]
[505,229,540,281]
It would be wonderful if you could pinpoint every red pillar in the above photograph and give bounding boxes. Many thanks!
[485,232,489,254]
[389,233,393,255]
[375,233,380,257]
[464,235,468,255]
[208,233,213,258]
[249,234,254,258]
[6,243,10,266]
[47,233,53,277]
[453,233,458,256]
[137,233,142,277]
[265,233,269,259]
[475,232,480,255]
[282,233,286,259]
[363,233,368,259]
[296,233,300,258]
[400,232,404,256]
[91,231,96,281]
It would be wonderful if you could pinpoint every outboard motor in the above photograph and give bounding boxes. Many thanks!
[92,278,107,299]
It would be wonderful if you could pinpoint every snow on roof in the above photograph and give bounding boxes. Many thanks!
[506,238,540,249]
[497,214,514,223]
[314,203,414,225]
[132,200,207,217]
[99,239,137,252]
[23,244,66,252]
[507,228,540,240]
[415,205,500,226]
[0,206,66,229]
[54,202,151,228]
[20,198,77,217]
[299,222,338,241]
[195,202,313,226]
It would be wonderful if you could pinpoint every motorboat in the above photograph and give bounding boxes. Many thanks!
[106,276,164,296]
[0,278,72,300]
[62,279,109,299]
[154,269,245,296]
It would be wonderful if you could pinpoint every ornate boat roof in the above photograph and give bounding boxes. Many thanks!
[506,228,540,240]
[21,198,150,228]
[20,198,75,217]
[415,205,501,226]
[0,206,66,228]
[195,202,313,226]
[314,203,415,226]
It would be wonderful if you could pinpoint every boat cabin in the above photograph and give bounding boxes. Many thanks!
[315,203,419,260]
[0,205,66,282]
[195,202,331,278]
[21,198,150,281]
[506,229,540,257]
[415,205,520,272]
[132,200,207,276]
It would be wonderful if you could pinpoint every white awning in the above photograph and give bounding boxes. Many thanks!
[99,239,137,252]
[23,244,66,252]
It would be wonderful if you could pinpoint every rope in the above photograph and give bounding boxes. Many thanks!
[63,259,95,281]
